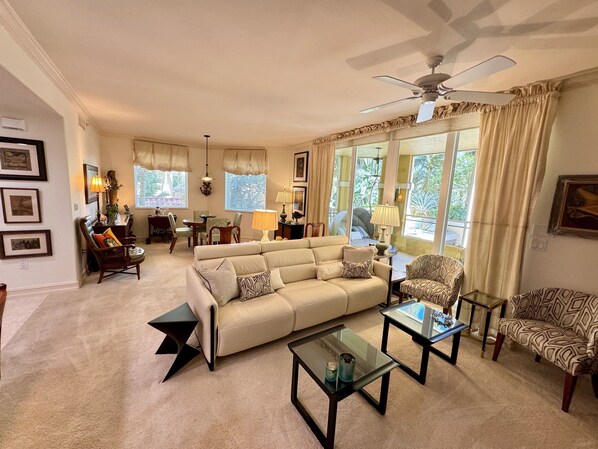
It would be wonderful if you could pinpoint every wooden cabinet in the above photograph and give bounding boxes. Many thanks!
[275,222,304,240]
[92,214,134,241]
[146,214,176,244]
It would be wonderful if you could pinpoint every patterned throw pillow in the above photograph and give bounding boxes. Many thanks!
[341,260,372,279]
[237,270,275,301]
[92,229,123,248]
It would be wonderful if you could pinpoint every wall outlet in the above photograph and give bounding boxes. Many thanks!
[20,260,28,269]
[530,237,547,251]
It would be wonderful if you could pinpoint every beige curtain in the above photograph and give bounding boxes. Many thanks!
[222,149,268,175]
[464,81,561,299]
[306,142,335,226]
[133,140,191,172]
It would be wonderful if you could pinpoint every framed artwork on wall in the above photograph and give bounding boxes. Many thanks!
[0,136,47,181]
[0,230,52,259]
[548,174,598,238]
[292,186,307,215]
[293,151,309,182]
[1,188,41,223]
[84,163,99,205]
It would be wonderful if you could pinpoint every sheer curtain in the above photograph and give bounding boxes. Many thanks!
[306,142,335,226]
[464,81,561,299]
[133,140,190,172]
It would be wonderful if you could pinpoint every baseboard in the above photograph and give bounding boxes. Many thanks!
[9,281,80,297]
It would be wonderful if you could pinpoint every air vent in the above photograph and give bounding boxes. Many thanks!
[1,117,26,131]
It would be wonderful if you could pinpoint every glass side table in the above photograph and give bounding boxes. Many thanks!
[456,290,507,357]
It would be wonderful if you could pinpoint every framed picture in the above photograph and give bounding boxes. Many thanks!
[293,151,309,182]
[292,186,307,215]
[548,174,598,238]
[0,136,47,181]
[84,163,99,204]
[1,188,41,223]
[0,230,52,259]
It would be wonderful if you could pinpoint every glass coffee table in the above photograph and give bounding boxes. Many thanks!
[288,324,398,449]
[380,301,468,385]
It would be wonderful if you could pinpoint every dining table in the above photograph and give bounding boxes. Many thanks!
[183,215,215,247]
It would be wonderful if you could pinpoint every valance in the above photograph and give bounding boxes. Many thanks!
[133,140,191,172]
[223,149,268,175]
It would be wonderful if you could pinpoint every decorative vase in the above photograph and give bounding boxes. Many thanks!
[338,353,356,382]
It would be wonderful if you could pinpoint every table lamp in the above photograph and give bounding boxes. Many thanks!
[370,203,401,255]
[252,209,278,242]
[89,175,105,222]
[275,190,293,222]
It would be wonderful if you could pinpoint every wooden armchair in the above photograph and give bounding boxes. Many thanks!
[305,222,326,237]
[208,225,241,245]
[79,216,145,284]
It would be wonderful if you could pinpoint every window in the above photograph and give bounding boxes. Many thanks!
[225,172,266,211]
[134,166,188,208]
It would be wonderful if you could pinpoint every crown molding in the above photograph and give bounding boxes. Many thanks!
[556,66,598,92]
[0,1,96,127]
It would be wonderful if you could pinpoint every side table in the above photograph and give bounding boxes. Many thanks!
[456,290,507,357]
[148,302,200,381]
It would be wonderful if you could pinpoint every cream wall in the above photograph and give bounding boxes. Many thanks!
[100,135,295,242]
[0,24,101,293]
[520,82,598,294]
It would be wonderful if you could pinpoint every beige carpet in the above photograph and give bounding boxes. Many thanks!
[1,242,597,449]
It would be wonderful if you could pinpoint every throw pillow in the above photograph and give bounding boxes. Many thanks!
[270,268,286,290]
[341,260,372,279]
[237,270,274,301]
[92,229,123,248]
[343,245,375,273]
[316,262,344,281]
[103,228,122,246]
[197,259,239,306]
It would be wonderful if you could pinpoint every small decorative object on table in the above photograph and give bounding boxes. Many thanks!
[338,352,356,382]
[325,360,338,382]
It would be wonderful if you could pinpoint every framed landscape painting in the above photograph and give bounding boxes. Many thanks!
[0,230,52,259]
[0,136,47,181]
[548,174,598,238]
[84,163,99,204]
[293,151,308,182]
[1,188,41,223]
[292,186,307,215]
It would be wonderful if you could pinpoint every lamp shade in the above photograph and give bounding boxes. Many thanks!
[370,204,401,227]
[275,190,293,204]
[252,209,278,231]
[89,175,105,193]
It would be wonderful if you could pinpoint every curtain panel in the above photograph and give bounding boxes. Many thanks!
[222,149,268,175]
[463,81,561,300]
[133,140,191,172]
[306,142,335,226]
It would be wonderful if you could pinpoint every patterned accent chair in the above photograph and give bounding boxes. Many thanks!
[399,254,464,314]
[493,288,598,412]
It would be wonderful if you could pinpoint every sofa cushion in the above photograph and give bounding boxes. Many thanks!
[196,259,238,306]
[195,254,267,276]
[343,245,375,273]
[341,260,372,279]
[194,241,261,260]
[498,318,595,376]
[316,262,343,281]
[260,239,309,252]
[217,292,294,357]
[270,268,286,290]
[312,245,344,265]
[263,248,316,284]
[306,235,349,248]
[237,270,275,301]
[328,276,388,314]
[277,279,347,331]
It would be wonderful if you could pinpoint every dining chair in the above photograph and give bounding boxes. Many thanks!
[167,212,194,253]
[231,212,242,241]
[304,222,326,237]
[201,217,229,245]
[208,225,241,244]
[0,283,6,379]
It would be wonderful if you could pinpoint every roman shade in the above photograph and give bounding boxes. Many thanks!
[223,149,268,175]
[133,140,191,172]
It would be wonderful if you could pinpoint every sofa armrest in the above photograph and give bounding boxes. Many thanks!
[372,260,390,285]
[510,288,553,320]
[186,266,218,366]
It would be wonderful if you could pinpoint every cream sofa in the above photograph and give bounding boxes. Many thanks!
[186,235,391,370]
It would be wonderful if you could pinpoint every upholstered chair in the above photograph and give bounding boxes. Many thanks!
[200,217,229,245]
[493,288,598,412]
[399,254,464,314]
[167,212,193,253]
[231,212,242,241]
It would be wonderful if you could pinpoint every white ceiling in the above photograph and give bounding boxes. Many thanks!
[6,0,598,147]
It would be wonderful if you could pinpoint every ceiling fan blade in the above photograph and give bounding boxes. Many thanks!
[442,55,516,89]
[416,101,435,123]
[444,90,516,106]
[360,96,420,114]
[373,75,422,93]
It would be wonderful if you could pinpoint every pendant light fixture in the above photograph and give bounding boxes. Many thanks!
[372,147,382,178]
[200,134,212,196]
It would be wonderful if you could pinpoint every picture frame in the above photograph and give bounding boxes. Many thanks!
[547,174,598,238]
[0,230,52,259]
[84,163,99,204]
[292,186,307,215]
[0,136,47,181]
[293,151,309,182]
[1,188,41,223]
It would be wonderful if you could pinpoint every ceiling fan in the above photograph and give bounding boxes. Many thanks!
[360,55,517,123]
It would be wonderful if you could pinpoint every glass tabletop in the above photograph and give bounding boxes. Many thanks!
[460,290,506,309]
[381,301,467,342]
[288,325,395,395]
